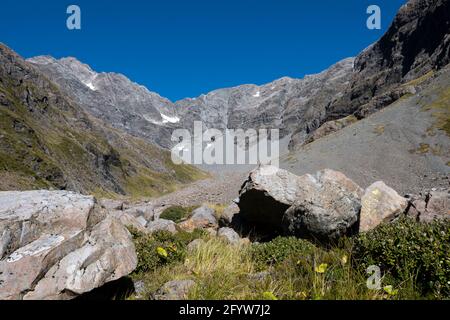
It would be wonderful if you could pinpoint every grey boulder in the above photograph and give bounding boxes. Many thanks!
[238,166,363,241]
[217,227,241,245]
[153,279,196,300]
[283,169,362,243]
[146,219,178,234]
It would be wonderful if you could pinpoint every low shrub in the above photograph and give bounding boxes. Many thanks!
[159,205,197,222]
[249,236,317,269]
[129,227,206,274]
[354,218,450,298]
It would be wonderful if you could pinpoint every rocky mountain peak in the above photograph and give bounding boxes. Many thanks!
[326,0,450,121]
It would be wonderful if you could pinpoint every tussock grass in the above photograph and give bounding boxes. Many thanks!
[130,219,450,300]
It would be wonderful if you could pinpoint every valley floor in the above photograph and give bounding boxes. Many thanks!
[141,171,247,209]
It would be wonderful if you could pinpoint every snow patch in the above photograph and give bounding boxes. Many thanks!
[253,91,261,98]
[84,81,96,91]
[144,113,180,125]
[161,114,180,124]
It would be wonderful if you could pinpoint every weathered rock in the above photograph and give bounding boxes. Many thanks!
[283,169,362,243]
[153,280,195,300]
[219,203,240,227]
[187,239,205,252]
[406,190,450,222]
[238,166,309,235]
[0,191,137,300]
[178,206,218,232]
[23,218,137,300]
[302,115,358,146]
[133,280,146,299]
[111,211,148,233]
[238,166,363,241]
[98,199,124,211]
[359,182,408,232]
[423,191,450,222]
[146,219,178,234]
[217,228,241,245]
[123,203,155,221]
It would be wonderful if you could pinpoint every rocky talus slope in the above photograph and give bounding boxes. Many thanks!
[0,44,205,197]
[282,64,450,195]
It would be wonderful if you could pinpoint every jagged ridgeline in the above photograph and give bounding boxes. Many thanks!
[0,44,206,197]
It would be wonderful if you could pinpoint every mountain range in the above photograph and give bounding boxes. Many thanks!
[1,0,449,197]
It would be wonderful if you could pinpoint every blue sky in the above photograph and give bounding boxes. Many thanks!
[1,0,406,101]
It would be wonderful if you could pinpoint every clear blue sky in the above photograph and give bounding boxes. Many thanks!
[1,0,406,101]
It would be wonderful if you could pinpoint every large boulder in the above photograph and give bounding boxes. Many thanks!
[238,166,363,241]
[359,182,408,232]
[238,166,310,235]
[283,169,363,243]
[0,191,137,300]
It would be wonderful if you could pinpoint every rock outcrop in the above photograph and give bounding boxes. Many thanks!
[406,189,450,222]
[327,0,450,121]
[0,191,137,300]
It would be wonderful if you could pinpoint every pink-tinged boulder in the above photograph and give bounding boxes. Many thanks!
[359,182,408,232]
[178,206,218,232]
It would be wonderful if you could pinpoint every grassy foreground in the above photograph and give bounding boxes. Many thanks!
[127,217,450,300]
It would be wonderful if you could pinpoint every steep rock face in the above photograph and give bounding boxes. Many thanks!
[0,44,204,196]
[0,190,137,300]
[27,56,179,148]
[281,65,450,196]
[327,0,450,120]
[175,58,354,140]
[30,55,354,149]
